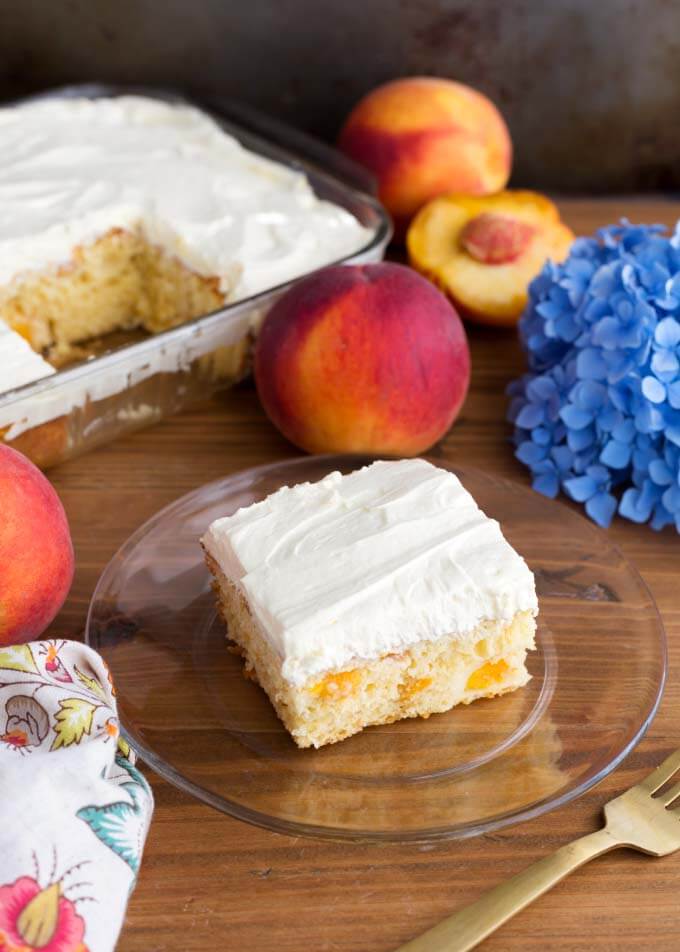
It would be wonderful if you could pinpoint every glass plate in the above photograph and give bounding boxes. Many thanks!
[86,456,667,842]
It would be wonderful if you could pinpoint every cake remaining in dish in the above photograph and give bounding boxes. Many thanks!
[0,94,371,468]
[0,95,369,363]
[202,459,538,749]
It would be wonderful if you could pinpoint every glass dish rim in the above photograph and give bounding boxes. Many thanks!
[85,454,668,843]
[0,83,392,410]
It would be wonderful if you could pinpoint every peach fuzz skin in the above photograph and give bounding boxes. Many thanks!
[254,263,470,456]
[338,77,511,236]
[0,445,74,644]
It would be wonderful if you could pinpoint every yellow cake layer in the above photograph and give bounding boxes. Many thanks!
[0,227,234,361]
[205,553,537,749]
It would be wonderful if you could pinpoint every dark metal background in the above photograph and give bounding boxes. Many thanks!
[1,0,677,191]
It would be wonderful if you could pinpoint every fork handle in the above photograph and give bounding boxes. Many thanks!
[396,827,619,952]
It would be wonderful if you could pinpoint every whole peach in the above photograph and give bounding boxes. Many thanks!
[339,77,511,235]
[0,445,74,644]
[254,263,470,456]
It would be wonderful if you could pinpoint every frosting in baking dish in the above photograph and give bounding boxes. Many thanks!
[0,95,370,300]
[202,459,538,685]
[0,320,55,394]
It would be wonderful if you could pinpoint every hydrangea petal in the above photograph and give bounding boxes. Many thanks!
[655,316,680,347]
[551,445,574,470]
[576,347,608,380]
[597,405,620,431]
[515,441,546,466]
[612,418,636,442]
[619,487,653,523]
[533,472,560,498]
[641,376,666,403]
[668,380,680,409]
[573,380,607,410]
[536,299,563,321]
[567,426,595,452]
[515,403,545,429]
[526,375,557,402]
[649,459,673,484]
[559,405,593,429]
[585,464,610,484]
[586,491,618,527]
[600,439,632,469]
[651,349,679,380]
[563,475,597,502]
[532,426,552,446]
[592,316,625,349]
[651,501,675,529]
[590,262,620,298]
[507,395,526,424]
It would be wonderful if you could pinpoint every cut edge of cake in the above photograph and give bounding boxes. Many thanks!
[1,227,238,363]
[204,552,535,748]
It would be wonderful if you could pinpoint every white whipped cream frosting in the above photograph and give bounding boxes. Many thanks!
[0,95,370,300]
[202,459,538,685]
[0,319,55,394]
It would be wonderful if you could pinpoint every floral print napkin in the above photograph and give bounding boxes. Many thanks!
[0,639,153,952]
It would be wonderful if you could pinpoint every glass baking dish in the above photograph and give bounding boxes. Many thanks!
[0,83,391,468]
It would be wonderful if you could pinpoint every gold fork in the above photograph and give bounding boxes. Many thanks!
[396,749,680,951]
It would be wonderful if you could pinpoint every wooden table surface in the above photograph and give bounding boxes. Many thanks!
[49,198,680,951]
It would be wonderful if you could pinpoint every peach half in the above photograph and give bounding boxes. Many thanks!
[407,190,575,326]
[254,262,470,456]
[338,77,511,236]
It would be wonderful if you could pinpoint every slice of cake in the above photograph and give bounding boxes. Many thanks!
[0,95,370,362]
[202,459,538,749]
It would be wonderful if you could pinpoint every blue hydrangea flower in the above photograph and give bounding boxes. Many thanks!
[509,219,680,531]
